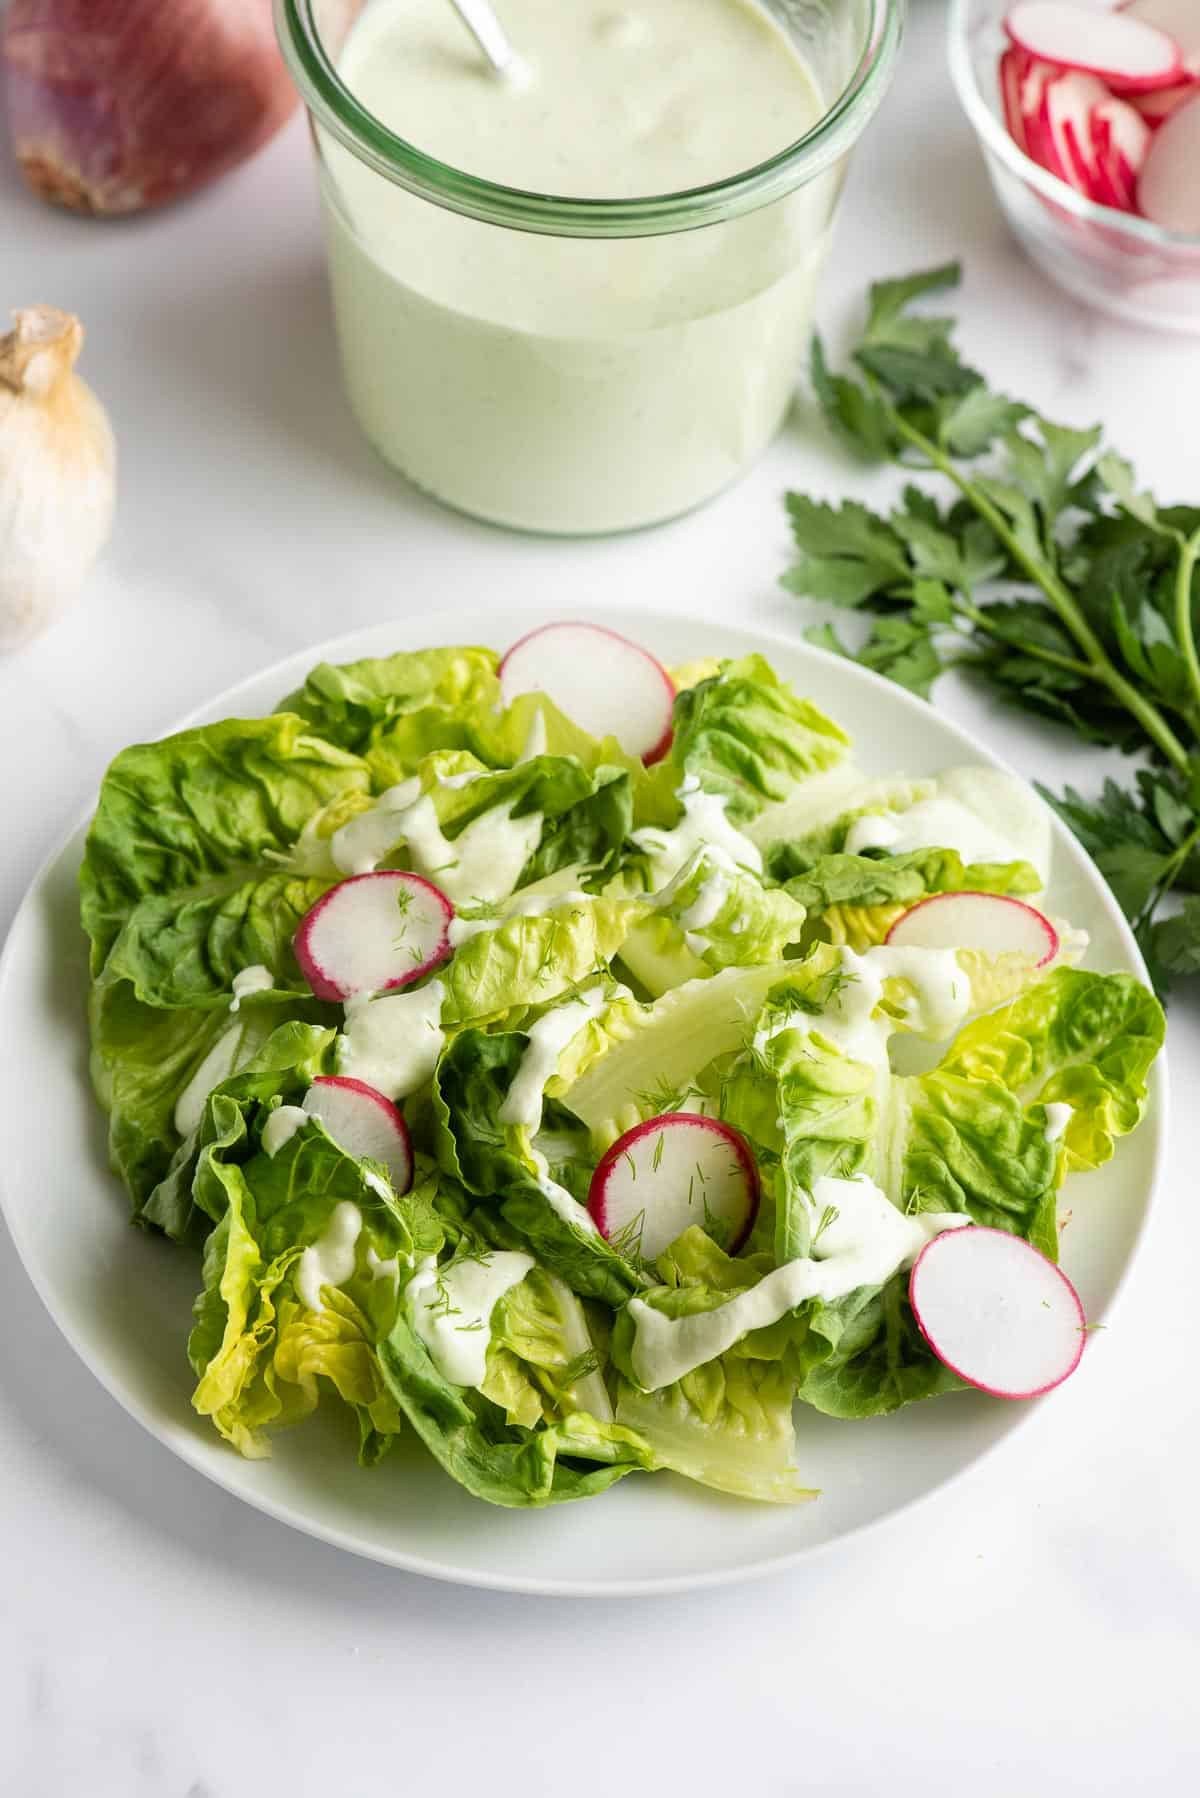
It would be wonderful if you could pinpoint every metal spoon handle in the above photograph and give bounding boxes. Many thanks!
[449,0,520,75]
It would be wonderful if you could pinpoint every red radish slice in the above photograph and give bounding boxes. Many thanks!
[1122,0,1200,76]
[588,1114,759,1261]
[1044,71,1113,196]
[294,872,453,1003]
[1005,2,1183,91]
[1130,77,1199,123]
[1137,92,1200,229]
[499,623,675,764]
[303,1076,413,1195]
[1021,58,1068,176]
[1093,96,1152,207]
[909,1227,1086,1398]
[885,892,1059,965]
[1000,47,1030,150]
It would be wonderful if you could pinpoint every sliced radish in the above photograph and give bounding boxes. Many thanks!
[884,892,1059,965]
[1129,79,1199,124]
[1094,96,1152,207]
[499,623,675,765]
[303,1075,414,1195]
[1044,71,1113,197]
[1137,92,1200,230]
[294,872,453,1003]
[1005,2,1183,92]
[1000,47,1030,151]
[1021,58,1069,177]
[909,1226,1086,1398]
[1121,0,1200,77]
[588,1114,759,1261]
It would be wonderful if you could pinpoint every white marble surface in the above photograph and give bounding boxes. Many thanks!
[2,4,1199,1792]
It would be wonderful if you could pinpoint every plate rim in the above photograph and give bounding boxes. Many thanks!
[0,604,1169,1597]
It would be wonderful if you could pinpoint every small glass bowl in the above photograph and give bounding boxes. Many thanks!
[948,0,1200,334]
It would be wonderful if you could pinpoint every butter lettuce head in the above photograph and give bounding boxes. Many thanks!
[79,715,369,1214]
[186,1063,448,1461]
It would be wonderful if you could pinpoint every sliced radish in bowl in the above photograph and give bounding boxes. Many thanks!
[1006,2,1183,92]
[884,892,1059,965]
[1093,96,1152,208]
[1000,46,1030,149]
[1137,92,1200,230]
[1043,71,1114,197]
[1129,78,1199,124]
[499,622,675,764]
[294,871,453,1002]
[909,1226,1086,1398]
[588,1113,759,1261]
[303,1075,414,1195]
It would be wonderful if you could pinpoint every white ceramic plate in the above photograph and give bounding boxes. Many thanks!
[0,607,1165,1596]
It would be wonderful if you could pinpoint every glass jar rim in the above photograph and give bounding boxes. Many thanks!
[275,0,905,238]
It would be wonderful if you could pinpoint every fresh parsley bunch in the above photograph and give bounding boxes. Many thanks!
[784,263,1200,996]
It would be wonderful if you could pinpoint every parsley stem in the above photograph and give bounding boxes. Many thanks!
[1173,527,1200,724]
[887,406,1191,776]
[953,597,1093,679]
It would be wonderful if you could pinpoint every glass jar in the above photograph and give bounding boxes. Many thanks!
[277,0,904,534]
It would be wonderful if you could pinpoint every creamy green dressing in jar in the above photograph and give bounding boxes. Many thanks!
[278,0,903,533]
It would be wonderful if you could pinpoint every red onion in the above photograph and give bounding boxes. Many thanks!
[2,0,298,215]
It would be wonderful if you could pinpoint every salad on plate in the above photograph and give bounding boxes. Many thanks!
[79,623,1164,1507]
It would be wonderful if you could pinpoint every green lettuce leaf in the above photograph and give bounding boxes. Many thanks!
[775,846,1042,952]
[745,768,934,858]
[609,1229,813,1504]
[938,967,1164,1173]
[441,895,646,1028]
[183,1032,455,1460]
[377,1310,653,1508]
[433,1029,639,1305]
[666,655,850,821]
[480,1267,615,1427]
[558,960,796,1148]
[80,714,370,975]
[277,645,500,756]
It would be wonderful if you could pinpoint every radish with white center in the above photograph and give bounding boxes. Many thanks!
[588,1114,759,1261]
[499,623,675,764]
[303,1076,414,1195]
[1043,71,1113,197]
[909,1227,1086,1398]
[1019,58,1068,176]
[1137,93,1200,230]
[1005,2,1183,91]
[885,891,1059,965]
[294,871,453,1002]
[1093,96,1152,208]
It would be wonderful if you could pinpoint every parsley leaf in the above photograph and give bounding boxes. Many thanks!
[785,263,1200,998]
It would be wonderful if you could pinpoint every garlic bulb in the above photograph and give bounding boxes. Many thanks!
[0,307,116,650]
